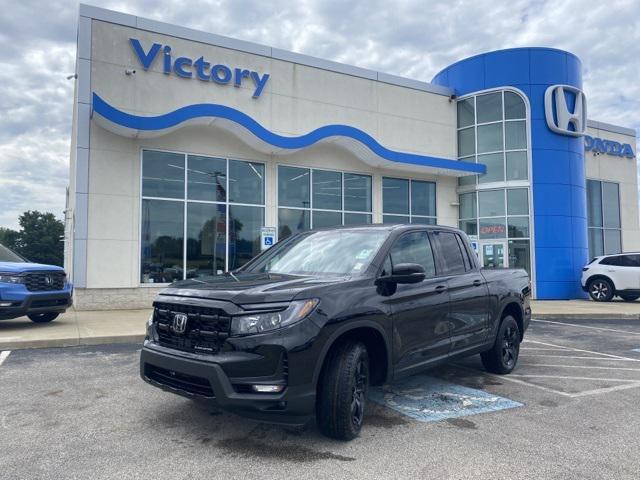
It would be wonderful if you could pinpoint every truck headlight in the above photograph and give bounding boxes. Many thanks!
[0,273,23,284]
[231,299,318,336]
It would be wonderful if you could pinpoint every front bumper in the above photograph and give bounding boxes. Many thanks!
[140,341,316,426]
[0,292,72,320]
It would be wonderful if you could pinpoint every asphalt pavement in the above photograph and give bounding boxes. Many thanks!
[1,317,639,479]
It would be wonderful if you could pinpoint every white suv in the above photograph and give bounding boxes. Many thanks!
[581,253,640,302]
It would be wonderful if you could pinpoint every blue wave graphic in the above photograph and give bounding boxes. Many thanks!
[92,93,485,174]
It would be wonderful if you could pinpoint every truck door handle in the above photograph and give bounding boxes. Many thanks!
[473,279,482,287]
[435,285,447,293]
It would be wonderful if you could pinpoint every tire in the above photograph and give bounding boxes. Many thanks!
[28,313,59,323]
[588,278,614,302]
[316,341,369,441]
[481,315,521,375]
[620,295,639,302]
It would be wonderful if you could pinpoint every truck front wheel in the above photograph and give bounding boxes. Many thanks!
[316,340,369,441]
[28,313,59,323]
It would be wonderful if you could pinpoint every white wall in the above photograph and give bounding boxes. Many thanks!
[83,19,459,289]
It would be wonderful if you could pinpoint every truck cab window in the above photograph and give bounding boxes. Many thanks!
[435,231,467,275]
[389,231,436,278]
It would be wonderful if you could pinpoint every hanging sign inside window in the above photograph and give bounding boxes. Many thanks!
[260,227,277,251]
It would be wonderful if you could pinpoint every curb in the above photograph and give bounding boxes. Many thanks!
[0,334,145,351]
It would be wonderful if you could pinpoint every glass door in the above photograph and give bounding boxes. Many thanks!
[480,242,507,268]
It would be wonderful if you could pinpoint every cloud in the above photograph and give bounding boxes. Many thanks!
[0,0,638,229]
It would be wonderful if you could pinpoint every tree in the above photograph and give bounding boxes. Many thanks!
[0,227,19,250]
[14,211,64,266]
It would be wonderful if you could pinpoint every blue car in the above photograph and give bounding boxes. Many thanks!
[0,243,73,323]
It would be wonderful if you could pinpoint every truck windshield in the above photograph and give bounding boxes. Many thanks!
[0,244,26,263]
[244,229,388,276]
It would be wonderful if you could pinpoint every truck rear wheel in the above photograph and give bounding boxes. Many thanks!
[28,313,59,323]
[316,340,369,441]
[481,315,520,374]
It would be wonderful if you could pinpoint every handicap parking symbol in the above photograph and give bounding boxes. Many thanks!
[264,236,273,246]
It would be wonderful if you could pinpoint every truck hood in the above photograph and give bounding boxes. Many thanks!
[158,272,348,304]
[0,261,65,274]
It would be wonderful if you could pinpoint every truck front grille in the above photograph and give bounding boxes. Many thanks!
[152,302,231,355]
[24,272,66,291]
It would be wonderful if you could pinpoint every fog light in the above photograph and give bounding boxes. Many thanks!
[0,302,13,307]
[252,384,285,393]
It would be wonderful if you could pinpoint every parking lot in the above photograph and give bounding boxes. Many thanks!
[1,317,639,480]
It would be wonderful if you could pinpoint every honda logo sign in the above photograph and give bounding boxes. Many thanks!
[172,313,188,334]
[544,85,587,137]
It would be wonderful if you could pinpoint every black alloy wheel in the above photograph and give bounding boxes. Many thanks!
[481,315,521,374]
[351,356,368,429]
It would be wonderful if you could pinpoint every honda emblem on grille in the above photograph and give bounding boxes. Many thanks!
[44,275,53,286]
[172,313,188,334]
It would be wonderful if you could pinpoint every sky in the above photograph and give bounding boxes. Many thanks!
[0,0,638,230]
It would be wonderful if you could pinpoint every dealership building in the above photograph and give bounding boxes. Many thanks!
[66,4,639,309]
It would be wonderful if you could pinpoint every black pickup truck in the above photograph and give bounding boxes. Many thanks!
[140,224,531,440]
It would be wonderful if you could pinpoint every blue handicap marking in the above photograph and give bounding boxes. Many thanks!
[368,374,522,423]
[264,236,273,246]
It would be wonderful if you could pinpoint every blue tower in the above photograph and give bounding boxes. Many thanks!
[433,48,588,299]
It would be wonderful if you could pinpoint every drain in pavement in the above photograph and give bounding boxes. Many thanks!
[368,374,522,422]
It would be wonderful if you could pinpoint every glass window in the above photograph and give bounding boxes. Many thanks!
[278,208,309,240]
[186,202,226,279]
[229,160,264,205]
[505,121,526,150]
[383,215,410,224]
[602,182,620,229]
[383,178,409,214]
[458,127,475,158]
[229,205,263,270]
[458,158,477,186]
[459,192,476,219]
[506,151,528,181]
[477,123,503,153]
[344,173,372,212]
[142,151,185,199]
[476,93,502,123]
[604,230,622,255]
[508,240,530,275]
[435,232,467,275]
[411,217,437,225]
[507,189,529,215]
[459,219,478,236]
[411,180,436,217]
[389,231,436,277]
[457,98,475,128]
[313,210,342,229]
[479,218,507,239]
[187,155,226,202]
[478,153,504,184]
[344,213,372,225]
[587,180,603,227]
[479,190,505,217]
[508,216,529,238]
[588,228,604,258]
[141,199,184,283]
[278,166,310,208]
[380,255,393,277]
[504,92,526,120]
[313,170,342,211]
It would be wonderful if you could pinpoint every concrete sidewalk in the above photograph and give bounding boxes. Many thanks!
[0,299,637,351]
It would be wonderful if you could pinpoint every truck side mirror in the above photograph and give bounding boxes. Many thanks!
[376,263,426,285]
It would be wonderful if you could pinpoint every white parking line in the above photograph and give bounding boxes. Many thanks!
[520,363,640,372]
[527,340,640,361]
[569,383,640,397]
[509,374,638,383]
[532,319,640,336]
[522,354,640,362]
[0,351,10,367]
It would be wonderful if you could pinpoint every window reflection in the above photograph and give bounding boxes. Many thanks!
[186,203,226,278]
[141,199,184,283]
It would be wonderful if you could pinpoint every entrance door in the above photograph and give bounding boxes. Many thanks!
[481,242,507,268]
